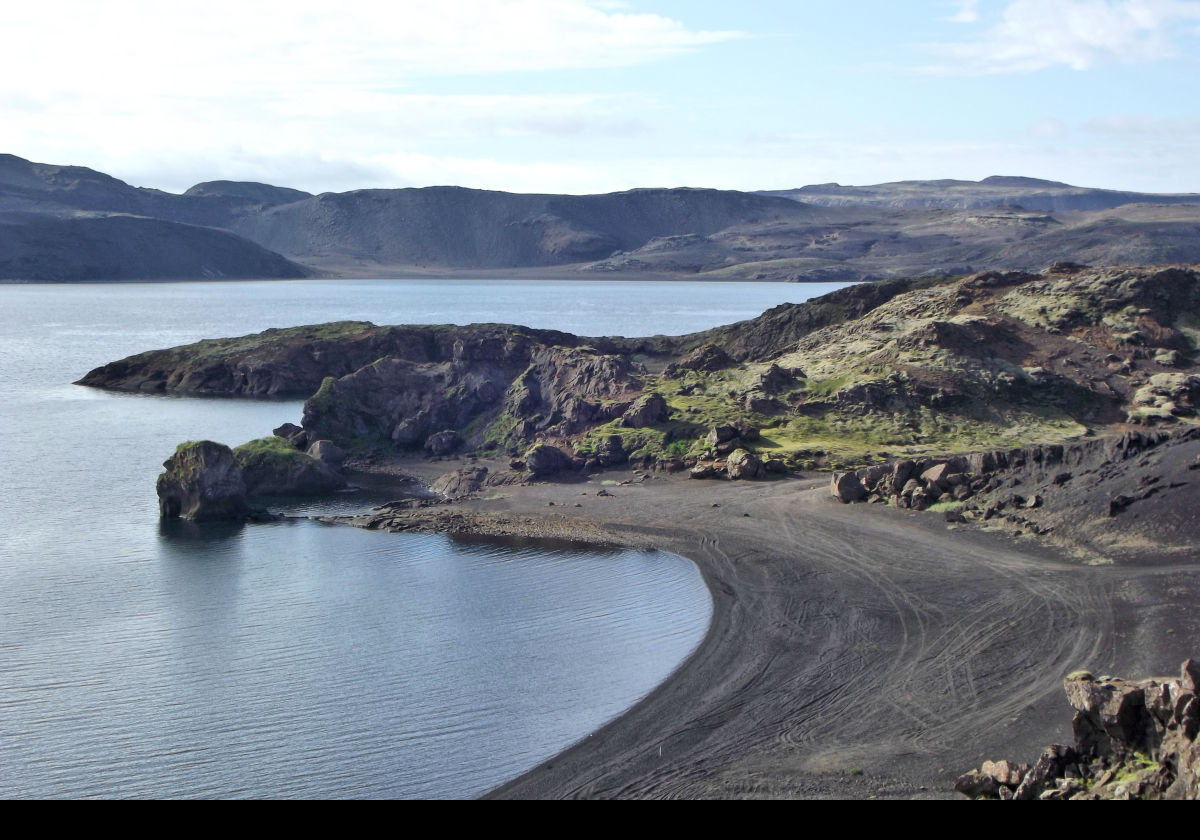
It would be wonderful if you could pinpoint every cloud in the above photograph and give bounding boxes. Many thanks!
[943,0,981,23]
[0,1,714,191]
[0,1,740,99]
[926,0,1200,74]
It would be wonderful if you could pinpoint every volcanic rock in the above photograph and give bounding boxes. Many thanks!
[524,444,577,477]
[156,440,253,521]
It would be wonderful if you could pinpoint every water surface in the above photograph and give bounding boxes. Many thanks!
[0,278,845,798]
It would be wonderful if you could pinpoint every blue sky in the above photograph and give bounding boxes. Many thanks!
[2,1,1198,194]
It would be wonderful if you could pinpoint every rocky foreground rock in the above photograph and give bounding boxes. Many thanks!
[956,660,1200,800]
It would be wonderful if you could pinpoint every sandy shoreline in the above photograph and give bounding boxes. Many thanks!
[338,461,1199,799]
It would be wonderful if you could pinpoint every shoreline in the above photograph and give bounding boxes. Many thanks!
[332,461,1200,799]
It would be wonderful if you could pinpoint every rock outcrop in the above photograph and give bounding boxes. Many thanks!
[831,427,1200,563]
[957,660,1200,800]
[430,466,490,499]
[156,441,254,521]
[232,437,346,495]
[523,444,578,478]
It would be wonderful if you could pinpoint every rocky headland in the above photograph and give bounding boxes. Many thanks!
[85,263,1200,491]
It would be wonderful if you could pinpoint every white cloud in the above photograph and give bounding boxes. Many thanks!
[0,1,718,191]
[927,0,1200,74]
[0,1,739,99]
[944,0,981,23]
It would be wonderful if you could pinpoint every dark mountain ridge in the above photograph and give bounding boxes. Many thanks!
[4,153,1200,281]
[762,175,1200,212]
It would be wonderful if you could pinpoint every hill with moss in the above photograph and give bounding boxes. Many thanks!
[82,264,1200,476]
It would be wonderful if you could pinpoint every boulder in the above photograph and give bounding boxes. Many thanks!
[889,459,916,494]
[1184,659,1200,693]
[431,466,488,499]
[157,440,253,521]
[735,421,761,442]
[961,661,1200,799]
[621,393,669,428]
[759,363,802,394]
[273,422,304,443]
[920,462,960,490]
[727,449,763,480]
[524,443,576,477]
[743,393,784,414]
[306,439,347,468]
[706,424,740,446]
[664,342,733,376]
[424,429,462,456]
[831,472,867,503]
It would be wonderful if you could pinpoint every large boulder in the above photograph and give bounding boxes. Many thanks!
[831,472,867,503]
[620,393,668,428]
[524,443,576,477]
[431,466,489,499]
[157,440,253,521]
[727,449,763,480]
[706,424,740,446]
[424,429,462,456]
[233,437,346,495]
[306,439,347,468]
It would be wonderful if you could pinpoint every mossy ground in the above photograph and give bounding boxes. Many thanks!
[586,365,1093,469]
[233,436,311,471]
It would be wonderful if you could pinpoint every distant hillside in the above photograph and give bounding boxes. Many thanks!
[0,213,310,282]
[2,153,1199,281]
[227,186,811,269]
[761,175,1200,212]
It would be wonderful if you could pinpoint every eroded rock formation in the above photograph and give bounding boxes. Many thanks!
[956,660,1200,800]
[156,440,253,521]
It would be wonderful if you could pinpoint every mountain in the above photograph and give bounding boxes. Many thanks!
[0,213,310,282]
[761,175,1200,212]
[225,186,811,270]
[3,153,1200,281]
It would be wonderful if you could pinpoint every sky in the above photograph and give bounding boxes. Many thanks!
[2,0,1198,195]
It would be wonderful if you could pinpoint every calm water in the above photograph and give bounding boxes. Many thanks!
[0,278,846,799]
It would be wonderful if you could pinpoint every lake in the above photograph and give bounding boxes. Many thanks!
[0,278,848,798]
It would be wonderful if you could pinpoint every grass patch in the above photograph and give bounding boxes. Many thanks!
[233,436,307,471]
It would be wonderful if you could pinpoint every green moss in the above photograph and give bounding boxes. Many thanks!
[805,375,853,398]
[481,412,520,453]
[305,376,338,414]
[233,436,310,472]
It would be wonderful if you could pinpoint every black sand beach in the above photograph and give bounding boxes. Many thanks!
[337,463,1199,798]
